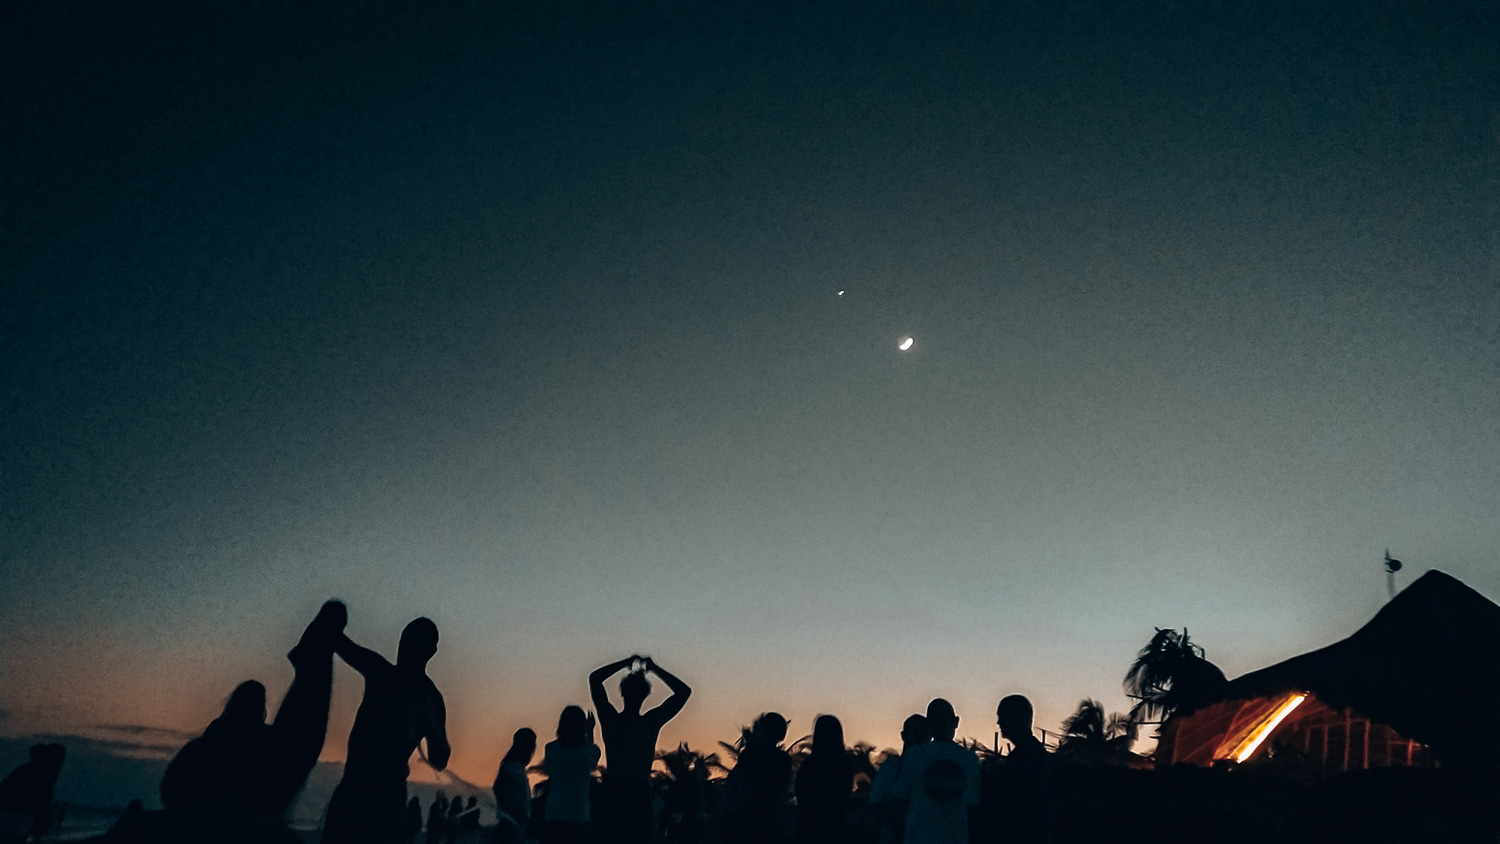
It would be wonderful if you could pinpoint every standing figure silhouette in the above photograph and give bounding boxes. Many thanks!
[424,794,446,844]
[541,706,600,844]
[492,728,536,844]
[720,713,791,844]
[321,617,450,844]
[401,796,423,841]
[589,655,692,844]
[893,699,980,844]
[794,715,853,844]
[988,695,1053,844]
[869,714,929,844]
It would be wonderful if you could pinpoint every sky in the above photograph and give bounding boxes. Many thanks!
[3,0,1498,792]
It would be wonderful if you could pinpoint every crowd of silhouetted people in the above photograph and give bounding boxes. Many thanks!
[0,600,1056,843]
[6,598,1498,843]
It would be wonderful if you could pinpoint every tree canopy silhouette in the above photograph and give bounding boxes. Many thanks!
[1124,628,1227,723]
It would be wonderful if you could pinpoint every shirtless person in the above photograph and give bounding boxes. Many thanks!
[322,618,450,844]
[589,655,691,844]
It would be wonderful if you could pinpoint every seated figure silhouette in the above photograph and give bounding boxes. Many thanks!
[159,681,270,814]
[492,728,536,844]
[0,742,65,844]
[720,712,791,844]
[794,715,853,844]
[321,617,450,844]
[893,699,979,844]
[541,706,600,844]
[100,602,344,843]
[159,600,347,823]
[869,714,929,844]
[588,655,691,844]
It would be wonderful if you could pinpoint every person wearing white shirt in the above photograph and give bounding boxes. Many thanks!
[542,706,600,843]
[893,699,979,844]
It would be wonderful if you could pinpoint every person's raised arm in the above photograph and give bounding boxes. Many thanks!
[588,656,636,715]
[642,657,692,722]
[334,634,391,677]
[423,691,451,772]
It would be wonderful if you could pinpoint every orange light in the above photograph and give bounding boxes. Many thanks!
[1230,693,1306,763]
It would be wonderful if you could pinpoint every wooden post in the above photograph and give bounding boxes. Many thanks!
[1350,713,1362,773]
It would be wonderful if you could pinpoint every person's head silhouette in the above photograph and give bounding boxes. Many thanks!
[620,668,652,712]
[223,681,267,723]
[397,617,439,668]
[996,694,1033,742]
[752,712,788,746]
[505,727,538,765]
[926,699,959,741]
[900,714,930,748]
[557,706,592,747]
[810,714,844,756]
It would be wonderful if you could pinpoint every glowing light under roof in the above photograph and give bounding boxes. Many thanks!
[1230,693,1307,763]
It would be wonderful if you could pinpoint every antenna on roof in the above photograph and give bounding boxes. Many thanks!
[1383,549,1403,599]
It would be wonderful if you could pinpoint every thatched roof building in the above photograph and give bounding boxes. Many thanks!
[1157,570,1500,772]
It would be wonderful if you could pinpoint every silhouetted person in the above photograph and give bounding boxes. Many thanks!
[493,728,536,844]
[444,795,462,840]
[459,796,480,830]
[986,695,1052,844]
[720,712,792,844]
[541,706,599,844]
[160,601,347,822]
[869,714,929,844]
[402,797,423,841]
[0,743,65,844]
[794,715,853,844]
[252,600,348,819]
[893,699,979,844]
[589,655,691,844]
[160,681,269,813]
[322,617,450,844]
[425,794,446,844]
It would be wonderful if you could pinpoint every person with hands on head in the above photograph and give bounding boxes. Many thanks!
[589,654,692,844]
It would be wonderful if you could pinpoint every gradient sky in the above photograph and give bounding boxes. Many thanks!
[4,1,1498,788]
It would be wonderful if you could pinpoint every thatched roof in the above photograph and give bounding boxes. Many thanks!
[1190,570,1500,769]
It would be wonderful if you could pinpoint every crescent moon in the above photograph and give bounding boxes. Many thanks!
[898,336,914,351]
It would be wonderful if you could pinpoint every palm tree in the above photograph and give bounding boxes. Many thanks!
[655,743,724,842]
[1056,699,1137,765]
[1124,627,1227,724]
[717,727,753,769]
